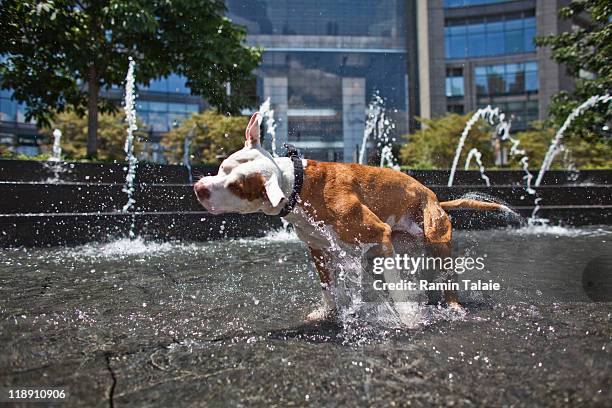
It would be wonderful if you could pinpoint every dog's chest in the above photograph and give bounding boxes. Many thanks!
[286,209,343,250]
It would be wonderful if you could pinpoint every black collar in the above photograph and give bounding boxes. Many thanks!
[278,143,303,217]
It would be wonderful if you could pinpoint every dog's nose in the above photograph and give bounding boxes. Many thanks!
[194,182,210,201]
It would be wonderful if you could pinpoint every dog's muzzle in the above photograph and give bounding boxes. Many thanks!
[194,182,211,202]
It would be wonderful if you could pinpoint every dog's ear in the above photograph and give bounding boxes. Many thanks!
[264,174,286,207]
[245,112,261,147]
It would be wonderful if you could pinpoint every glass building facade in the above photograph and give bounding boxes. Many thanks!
[442,0,540,130]
[474,62,538,96]
[444,0,510,8]
[444,13,536,59]
[0,89,29,124]
[226,0,408,162]
[0,72,202,158]
[136,74,200,133]
[226,0,404,37]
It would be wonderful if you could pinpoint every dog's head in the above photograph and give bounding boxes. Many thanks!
[193,112,287,215]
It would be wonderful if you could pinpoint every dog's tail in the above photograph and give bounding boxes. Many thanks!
[439,198,508,212]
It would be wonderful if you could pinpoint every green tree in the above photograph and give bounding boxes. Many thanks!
[399,113,495,169]
[39,110,146,161]
[535,0,611,135]
[162,110,247,165]
[0,0,261,157]
[515,121,612,170]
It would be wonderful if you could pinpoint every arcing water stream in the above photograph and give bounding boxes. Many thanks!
[535,94,611,187]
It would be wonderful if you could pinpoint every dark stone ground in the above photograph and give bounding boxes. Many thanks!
[1,227,611,407]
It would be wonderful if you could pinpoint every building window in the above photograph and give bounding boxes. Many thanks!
[142,74,191,94]
[446,67,464,97]
[137,101,199,132]
[0,89,30,123]
[226,0,405,38]
[475,61,538,96]
[444,12,536,59]
[447,104,465,114]
[444,0,510,8]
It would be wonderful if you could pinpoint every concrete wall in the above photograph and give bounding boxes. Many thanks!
[416,0,447,119]
[536,0,574,119]
[1,160,610,247]
[342,77,366,162]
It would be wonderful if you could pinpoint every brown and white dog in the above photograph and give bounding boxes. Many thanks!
[194,112,507,321]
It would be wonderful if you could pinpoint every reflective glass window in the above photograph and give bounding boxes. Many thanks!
[475,61,538,96]
[446,76,465,97]
[226,0,405,39]
[444,0,510,7]
[445,12,536,58]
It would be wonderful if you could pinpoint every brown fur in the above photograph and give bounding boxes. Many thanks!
[228,173,267,202]
[298,160,452,252]
[296,161,470,308]
[440,198,503,211]
[222,158,502,311]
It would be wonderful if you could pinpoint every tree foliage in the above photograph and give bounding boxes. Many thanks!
[399,114,495,169]
[399,114,612,170]
[515,122,612,170]
[39,110,146,161]
[535,0,612,136]
[161,110,247,165]
[0,0,261,156]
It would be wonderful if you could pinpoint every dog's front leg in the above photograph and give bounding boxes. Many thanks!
[307,247,337,321]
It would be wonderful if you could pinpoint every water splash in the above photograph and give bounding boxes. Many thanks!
[50,129,62,161]
[183,126,194,184]
[292,205,416,332]
[359,93,398,169]
[509,224,612,237]
[561,146,580,182]
[259,98,278,157]
[236,228,300,244]
[519,157,535,195]
[535,94,611,187]
[448,106,505,186]
[497,117,536,195]
[121,57,138,238]
[43,128,65,183]
[464,148,490,187]
[70,237,184,259]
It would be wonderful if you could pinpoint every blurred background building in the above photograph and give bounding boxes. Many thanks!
[225,0,409,162]
[0,0,572,160]
[417,0,573,131]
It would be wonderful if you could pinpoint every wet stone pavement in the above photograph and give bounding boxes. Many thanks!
[0,227,611,407]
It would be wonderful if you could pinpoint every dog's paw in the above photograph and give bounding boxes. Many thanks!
[306,307,337,322]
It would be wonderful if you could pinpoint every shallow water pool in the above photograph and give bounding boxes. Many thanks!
[0,226,610,406]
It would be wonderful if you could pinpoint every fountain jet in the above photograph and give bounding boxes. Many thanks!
[534,94,611,187]
[121,57,138,237]
[50,129,62,162]
[359,93,398,169]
